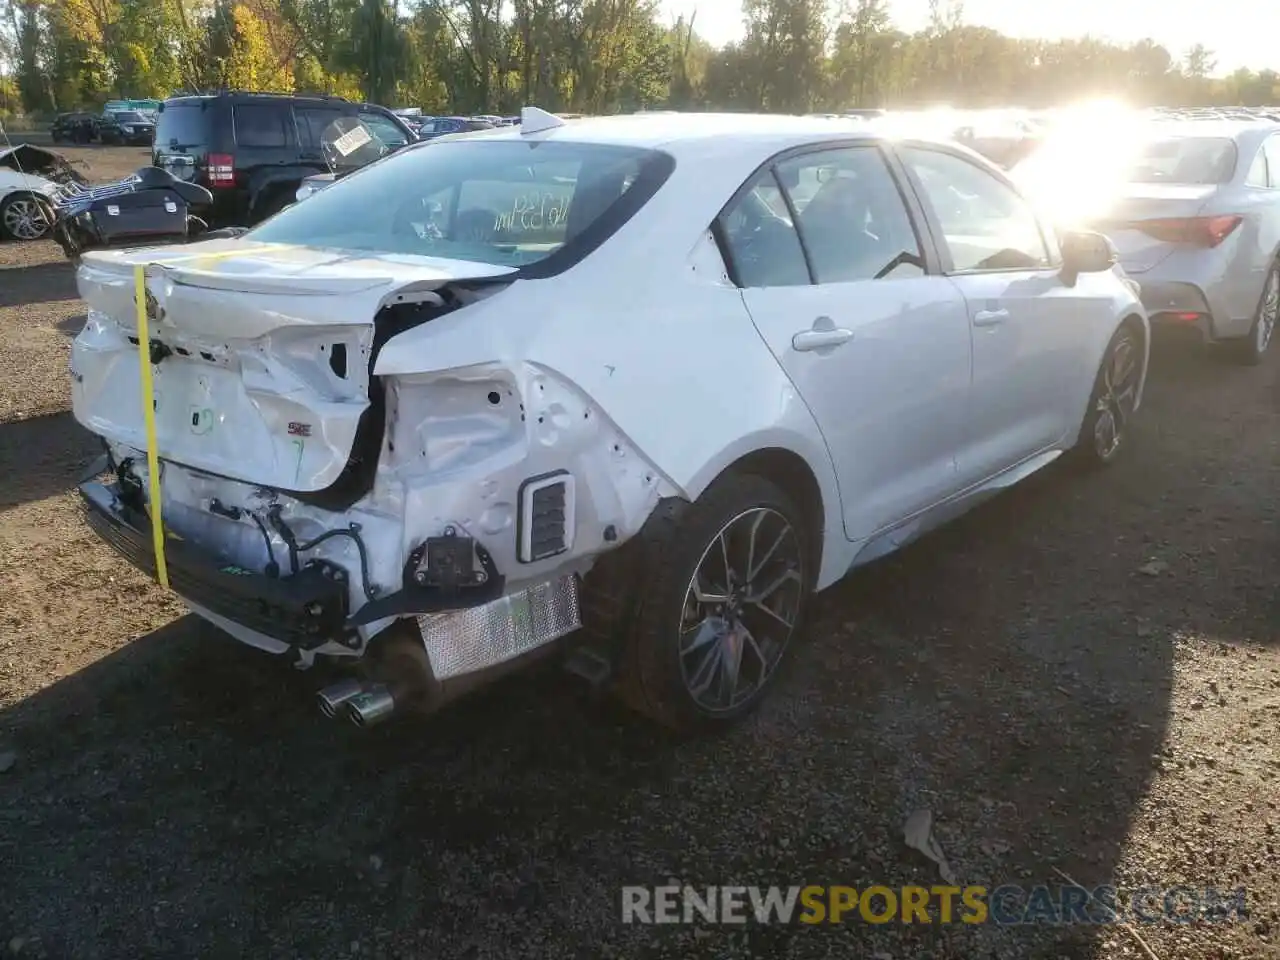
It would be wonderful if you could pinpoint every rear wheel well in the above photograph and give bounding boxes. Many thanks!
[718,447,825,575]
[1120,312,1146,345]
[577,446,827,659]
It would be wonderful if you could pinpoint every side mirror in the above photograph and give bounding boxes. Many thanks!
[1060,230,1118,286]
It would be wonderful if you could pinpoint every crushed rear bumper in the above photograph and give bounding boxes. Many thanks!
[79,480,354,650]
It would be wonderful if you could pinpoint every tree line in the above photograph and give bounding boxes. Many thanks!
[1,0,1277,122]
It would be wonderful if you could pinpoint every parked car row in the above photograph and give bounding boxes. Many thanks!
[50,109,157,145]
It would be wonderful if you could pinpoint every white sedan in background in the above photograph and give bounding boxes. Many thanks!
[70,109,1148,734]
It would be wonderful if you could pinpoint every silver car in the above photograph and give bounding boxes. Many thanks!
[1015,120,1280,363]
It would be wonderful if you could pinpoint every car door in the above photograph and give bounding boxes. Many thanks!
[719,143,973,543]
[896,143,1086,484]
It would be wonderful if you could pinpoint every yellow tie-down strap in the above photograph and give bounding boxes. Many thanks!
[131,244,283,591]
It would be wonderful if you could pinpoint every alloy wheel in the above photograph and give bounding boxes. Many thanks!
[1093,333,1140,460]
[678,507,804,713]
[1257,270,1279,354]
[2,197,51,241]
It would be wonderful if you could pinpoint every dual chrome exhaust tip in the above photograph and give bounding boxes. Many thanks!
[317,679,398,727]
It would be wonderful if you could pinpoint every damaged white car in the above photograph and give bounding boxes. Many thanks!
[70,109,1149,732]
[1,143,77,241]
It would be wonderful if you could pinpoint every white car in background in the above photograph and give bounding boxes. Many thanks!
[1013,119,1280,364]
[69,109,1148,734]
[0,145,59,241]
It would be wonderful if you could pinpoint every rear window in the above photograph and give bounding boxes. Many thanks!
[155,104,209,150]
[233,103,292,148]
[1124,137,1237,185]
[247,139,670,269]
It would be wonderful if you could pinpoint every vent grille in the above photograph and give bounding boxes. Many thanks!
[518,471,575,562]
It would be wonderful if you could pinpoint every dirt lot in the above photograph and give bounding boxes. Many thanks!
[1,145,1279,960]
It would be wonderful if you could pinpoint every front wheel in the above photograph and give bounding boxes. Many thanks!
[1071,321,1142,468]
[0,192,54,242]
[615,473,813,732]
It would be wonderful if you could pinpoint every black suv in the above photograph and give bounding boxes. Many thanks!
[98,110,156,146]
[151,92,417,228]
[50,112,99,144]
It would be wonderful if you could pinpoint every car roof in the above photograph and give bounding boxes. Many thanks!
[432,111,881,153]
[162,93,356,108]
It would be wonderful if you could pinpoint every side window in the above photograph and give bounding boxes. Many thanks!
[900,146,1051,272]
[775,146,924,283]
[717,170,810,288]
[359,110,409,149]
[1265,137,1280,188]
[233,103,293,148]
[1246,147,1268,188]
[295,107,345,149]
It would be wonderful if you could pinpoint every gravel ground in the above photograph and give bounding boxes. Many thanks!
[1,147,1279,960]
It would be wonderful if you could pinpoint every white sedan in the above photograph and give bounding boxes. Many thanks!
[69,108,1148,733]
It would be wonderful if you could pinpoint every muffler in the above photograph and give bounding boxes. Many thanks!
[345,684,398,728]
[317,678,367,718]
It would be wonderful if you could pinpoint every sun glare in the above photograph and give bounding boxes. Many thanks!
[1010,101,1147,228]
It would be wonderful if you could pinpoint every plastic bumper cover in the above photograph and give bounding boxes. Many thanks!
[79,480,353,649]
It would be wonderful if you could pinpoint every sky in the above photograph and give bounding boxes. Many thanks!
[660,0,1279,77]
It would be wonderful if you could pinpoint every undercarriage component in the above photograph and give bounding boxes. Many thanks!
[316,577,584,728]
[416,572,581,681]
[80,480,353,649]
[316,678,365,718]
[347,534,505,625]
[317,626,434,727]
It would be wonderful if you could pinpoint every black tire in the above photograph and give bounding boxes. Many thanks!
[1071,320,1143,469]
[1226,261,1279,366]
[614,472,814,733]
[0,192,54,242]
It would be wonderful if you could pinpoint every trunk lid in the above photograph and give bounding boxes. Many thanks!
[70,239,515,494]
[1089,184,1217,274]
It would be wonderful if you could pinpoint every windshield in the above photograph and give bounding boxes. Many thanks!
[115,112,148,123]
[248,138,667,268]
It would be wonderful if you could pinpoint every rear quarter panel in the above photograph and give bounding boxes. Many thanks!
[374,162,852,586]
[1205,182,1280,322]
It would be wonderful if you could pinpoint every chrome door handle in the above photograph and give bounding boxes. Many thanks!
[793,316,854,353]
[972,308,1010,327]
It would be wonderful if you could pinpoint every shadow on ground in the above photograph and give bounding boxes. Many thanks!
[0,411,99,511]
[0,259,78,308]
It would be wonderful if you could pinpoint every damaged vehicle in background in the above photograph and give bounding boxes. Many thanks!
[0,143,87,241]
[70,108,1148,734]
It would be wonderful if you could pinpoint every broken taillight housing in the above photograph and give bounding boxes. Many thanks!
[206,153,235,188]
[1133,215,1243,247]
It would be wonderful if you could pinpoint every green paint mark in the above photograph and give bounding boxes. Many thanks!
[189,406,214,435]
[291,438,305,484]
